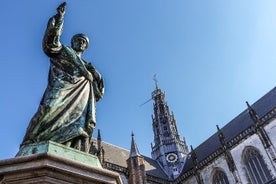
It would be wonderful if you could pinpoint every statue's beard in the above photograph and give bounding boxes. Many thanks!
[73,46,86,53]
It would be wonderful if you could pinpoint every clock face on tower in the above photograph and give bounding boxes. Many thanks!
[166,153,178,163]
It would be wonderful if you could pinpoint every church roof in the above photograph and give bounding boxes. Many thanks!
[93,139,168,179]
[182,86,276,173]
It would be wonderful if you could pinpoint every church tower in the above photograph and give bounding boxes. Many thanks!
[150,79,189,179]
[127,133,147,184]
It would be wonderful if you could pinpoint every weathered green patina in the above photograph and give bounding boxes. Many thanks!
[17,141,102,168]
[21,2,104,152]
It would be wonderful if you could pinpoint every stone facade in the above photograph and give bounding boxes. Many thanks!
[178,108,276,184]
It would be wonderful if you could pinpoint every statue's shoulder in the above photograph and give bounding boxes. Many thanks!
[62,45,73,52]
[59,46,76,57]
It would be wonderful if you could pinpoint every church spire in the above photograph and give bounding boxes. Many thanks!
[150,79,188,179]
[97,129,102,140]
[97,129,102,154]
[127,133,147,184]
[129,132,141,158]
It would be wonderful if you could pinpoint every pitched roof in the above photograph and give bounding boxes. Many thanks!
[182,86,276,173]
[91,139,168,179]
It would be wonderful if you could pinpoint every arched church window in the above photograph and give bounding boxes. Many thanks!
[212,170,229,184]
[243,147,272,184]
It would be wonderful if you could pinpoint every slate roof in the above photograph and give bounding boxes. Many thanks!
[93,139,168,179]
[182,86,276,173]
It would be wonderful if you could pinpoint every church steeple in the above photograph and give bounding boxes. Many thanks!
[127,133,146,184]
[129,132,141,157]
[150,77,188,179]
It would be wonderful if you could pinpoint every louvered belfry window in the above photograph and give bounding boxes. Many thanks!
[212,170,230,184]
[243,148,272,184]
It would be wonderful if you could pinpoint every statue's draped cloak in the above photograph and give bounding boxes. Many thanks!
[22,16,104,145]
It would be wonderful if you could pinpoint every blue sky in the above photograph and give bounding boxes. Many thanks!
[0,0,276,159]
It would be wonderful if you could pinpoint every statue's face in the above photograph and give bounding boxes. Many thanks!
[72,37,88,52]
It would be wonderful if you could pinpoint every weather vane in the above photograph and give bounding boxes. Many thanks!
[153,74,158,88]
[140,74,159,107]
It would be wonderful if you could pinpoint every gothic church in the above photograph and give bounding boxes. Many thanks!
[89,85,276,184]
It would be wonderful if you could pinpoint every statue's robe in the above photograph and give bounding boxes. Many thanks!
[21,15,104,145]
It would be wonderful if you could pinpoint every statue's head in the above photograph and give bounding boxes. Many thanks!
[71,33,89,52]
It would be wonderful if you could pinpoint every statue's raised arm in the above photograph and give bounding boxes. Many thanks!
[43,2,66,56]
[56,2,66,19]
[20,2,104,154]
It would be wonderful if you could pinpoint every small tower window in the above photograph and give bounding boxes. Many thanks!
[172,167,179,175]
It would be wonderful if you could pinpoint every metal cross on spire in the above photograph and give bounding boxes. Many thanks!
[139,74,159,107]
[153,74,158,89]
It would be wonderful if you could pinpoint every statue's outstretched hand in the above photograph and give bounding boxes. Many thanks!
[57,2,66,16]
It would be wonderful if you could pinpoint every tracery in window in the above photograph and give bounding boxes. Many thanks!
[243,147,272,184]
[212,170,229,184]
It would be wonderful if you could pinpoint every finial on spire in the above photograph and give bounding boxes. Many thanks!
[129,132,141,157]
[97,129,102,140]
[153,74,158,89]
[97,129,102,152]
[190,145,198,165]
[216,124,220,131]
[216,125,225,146]
[246,101,251,110]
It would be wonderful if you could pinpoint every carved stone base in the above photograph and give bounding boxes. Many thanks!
[0,142,122,184]
[16,141,101,168]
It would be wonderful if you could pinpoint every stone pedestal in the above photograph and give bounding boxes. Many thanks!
[0,142,122,184]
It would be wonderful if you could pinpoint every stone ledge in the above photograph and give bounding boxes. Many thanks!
[16,141,102,168]
[0,152,122,184]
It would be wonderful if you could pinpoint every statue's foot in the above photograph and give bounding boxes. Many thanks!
[20,140,34,148]
[64,140,72,147]
[64,137,90,153]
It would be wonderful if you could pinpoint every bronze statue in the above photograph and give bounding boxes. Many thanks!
[21,2,104,152]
